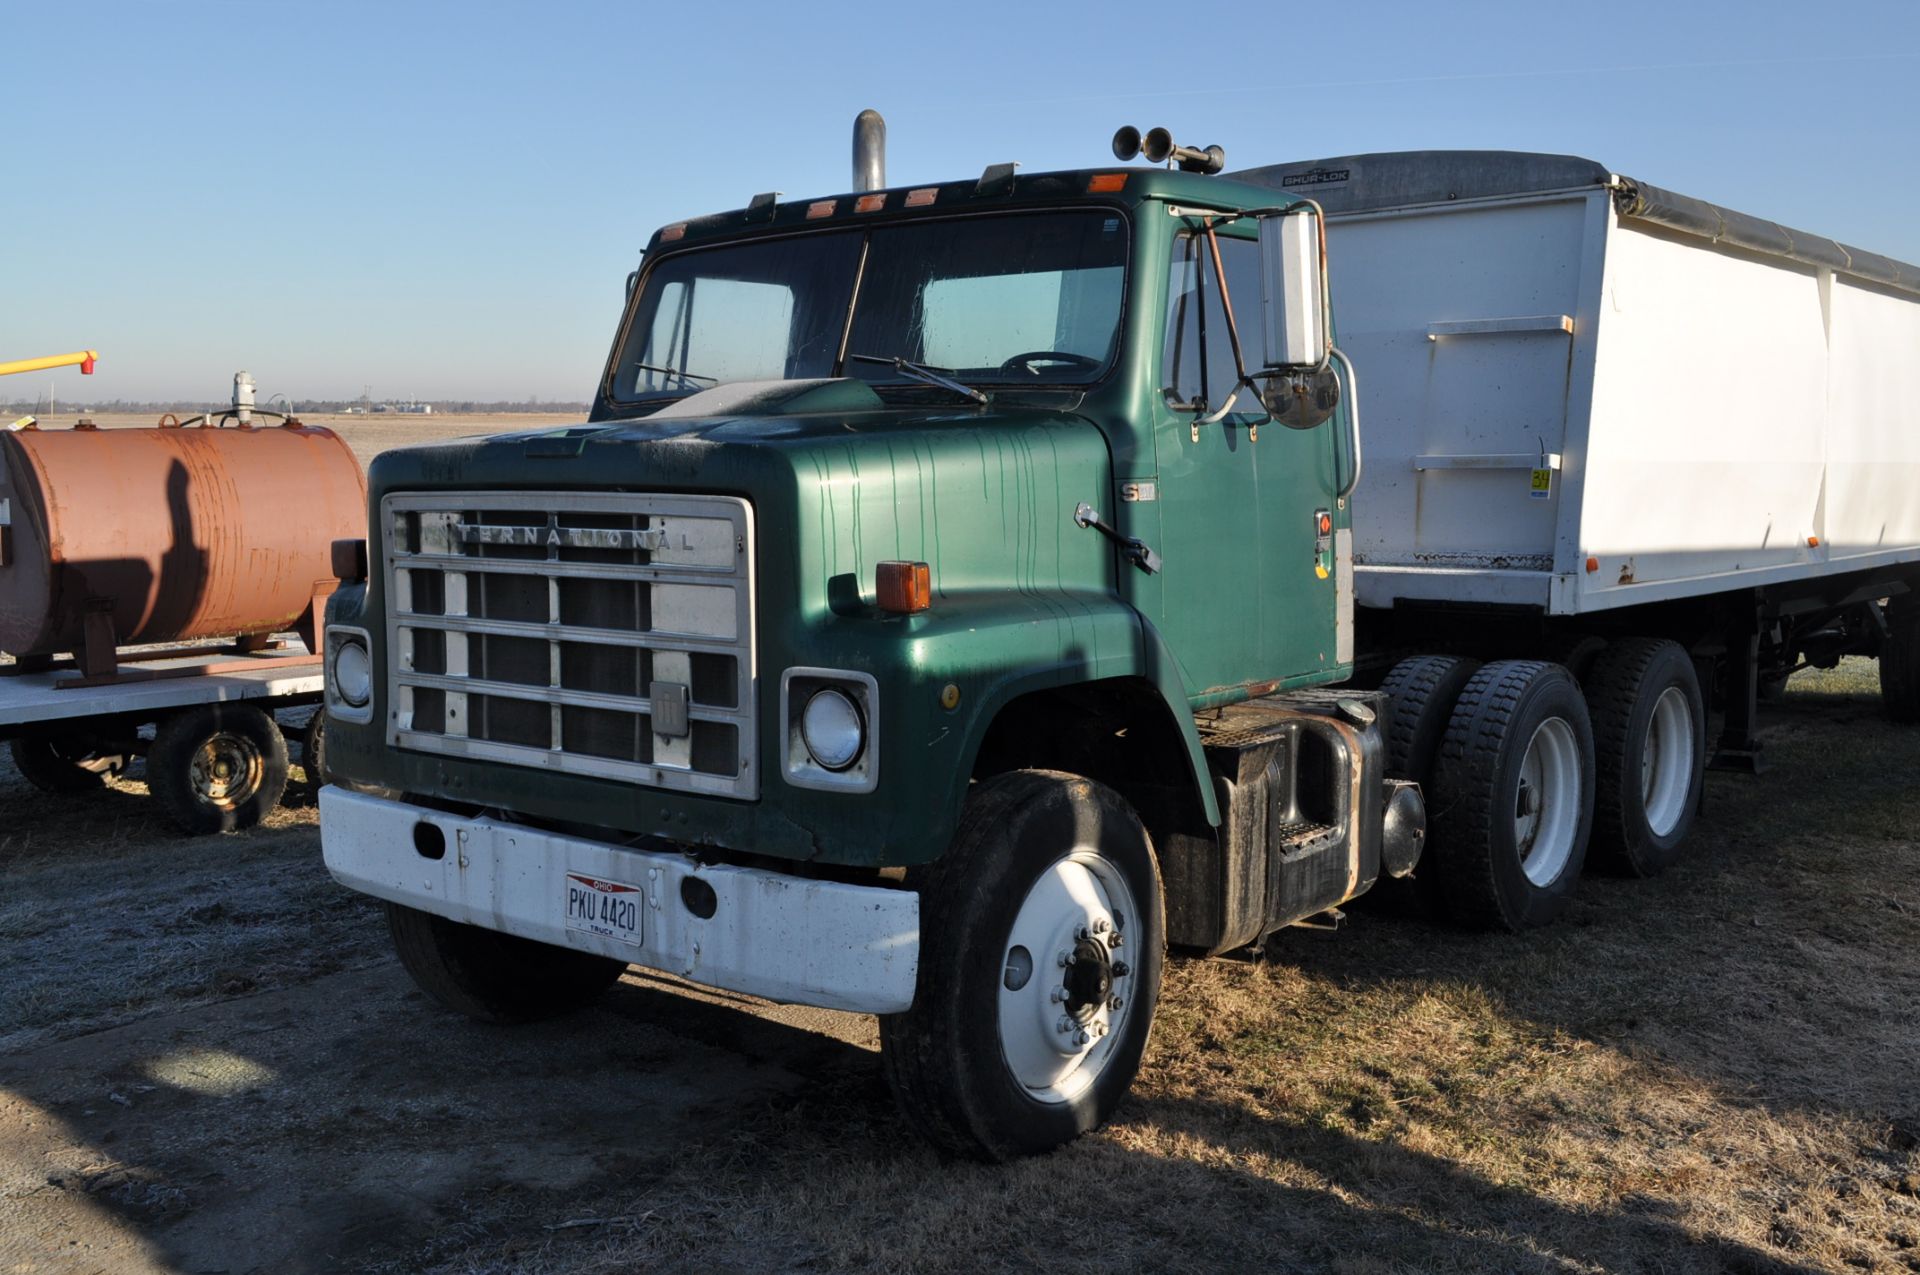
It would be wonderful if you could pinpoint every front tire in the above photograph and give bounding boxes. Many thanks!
[880,771,1164,1161]
[387,903,628,1024]
[1584,638,1705,876]
[1426,661,1596,931]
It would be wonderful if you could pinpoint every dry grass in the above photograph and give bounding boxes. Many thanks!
[3,658,1916,1273]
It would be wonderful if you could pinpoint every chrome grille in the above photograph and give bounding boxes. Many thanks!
[382,492,756,799]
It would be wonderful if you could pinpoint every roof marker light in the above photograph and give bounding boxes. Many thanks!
[806,199,838,219]
[660,223,687,242]
[1087,173,1128,193]
[855,193,886,214]
[905,187,938,207]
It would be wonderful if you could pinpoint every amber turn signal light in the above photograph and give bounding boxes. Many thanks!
[877,561,932,614]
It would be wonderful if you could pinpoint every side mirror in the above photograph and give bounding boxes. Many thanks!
[1257,207,1329,370]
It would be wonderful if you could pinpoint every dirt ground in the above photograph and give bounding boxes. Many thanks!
[3,582,1917,1268]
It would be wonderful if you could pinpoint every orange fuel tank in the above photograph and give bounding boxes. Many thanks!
[0,421,367,658]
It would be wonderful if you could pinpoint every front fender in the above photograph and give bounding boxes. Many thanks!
[868,590,1218,841]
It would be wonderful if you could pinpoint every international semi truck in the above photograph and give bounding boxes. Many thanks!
[317,115,1920,1160]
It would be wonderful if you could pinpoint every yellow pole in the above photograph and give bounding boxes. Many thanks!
[0,350,99,377]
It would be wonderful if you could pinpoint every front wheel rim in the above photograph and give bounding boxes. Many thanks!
[1641,685,1695,837]
[1514,716,1582,887]
[998,850,1139,1107]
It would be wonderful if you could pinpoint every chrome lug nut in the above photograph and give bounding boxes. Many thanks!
[1108,931,1123,948]
[1057,1015,1074,1034]
[1056,949,1072,968]
[1076,925,1090,942]
[1093,917,1110,934]
[1050,986,1068,1004]
[1074,1029,1091,1047]
[1112,960,1131,978]
[1109,994,1125,1011]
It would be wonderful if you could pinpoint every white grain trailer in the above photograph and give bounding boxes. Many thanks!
[1231,152,1920,895]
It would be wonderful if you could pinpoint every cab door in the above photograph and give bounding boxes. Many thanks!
[1147,224,1344,700]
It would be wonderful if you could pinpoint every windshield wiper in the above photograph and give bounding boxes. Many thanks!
[630,362,717,388]
[849,354,988,405]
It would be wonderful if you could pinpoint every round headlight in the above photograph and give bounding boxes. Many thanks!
[801,688,864,771]
[332,638,372,708]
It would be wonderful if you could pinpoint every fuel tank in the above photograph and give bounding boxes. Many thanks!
[0,422,367,657]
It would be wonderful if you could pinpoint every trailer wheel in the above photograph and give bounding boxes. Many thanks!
[1882,597,1920,723]
[148,704,290,835]
[302,714,330,788]
[1583,638,1705,876]
[386,903,628,1023]
[1426,661,1595,930]
[8,731,127,794]
[880,770,1164,1161]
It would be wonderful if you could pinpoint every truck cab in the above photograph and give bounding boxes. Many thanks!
[318,126,1424,1159]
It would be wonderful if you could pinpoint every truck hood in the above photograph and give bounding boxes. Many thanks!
[365,378,1119,615]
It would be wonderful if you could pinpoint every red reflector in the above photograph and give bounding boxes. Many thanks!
[905,187,938,207]
[660,223,686,242]
[1317,513,1332,535]
[855,193,886,213]
[806,199,838,219]
[1585,556,1600,574]
[877,561,932,614]
[1087,173,1128,193]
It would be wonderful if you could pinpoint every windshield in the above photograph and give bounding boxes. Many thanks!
[610,210,1128,403]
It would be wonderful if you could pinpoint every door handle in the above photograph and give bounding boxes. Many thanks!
[1075,503,1162,575]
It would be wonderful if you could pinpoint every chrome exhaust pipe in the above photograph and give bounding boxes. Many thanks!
[853,109,886,192]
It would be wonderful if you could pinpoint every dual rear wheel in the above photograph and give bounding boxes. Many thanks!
[1382,638,1705,930]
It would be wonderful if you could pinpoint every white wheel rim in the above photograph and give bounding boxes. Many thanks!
[1641,686,1694,837]
[1514,716,1582,887]
[998,850,1139,1107]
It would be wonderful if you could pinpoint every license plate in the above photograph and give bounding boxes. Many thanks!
[563,873,644,946]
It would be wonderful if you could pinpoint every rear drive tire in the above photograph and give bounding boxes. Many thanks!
[1882,596,1920,724]
[1425,661,1595,931]
[1380,655,1482,784]
[8,731,127,794]
[1584,638,1705,877]
[880,770,1164,1161]
[148,704,290,834]
[387,903,628,1024]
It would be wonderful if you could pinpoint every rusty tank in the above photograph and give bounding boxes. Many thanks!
[0,420,366,660]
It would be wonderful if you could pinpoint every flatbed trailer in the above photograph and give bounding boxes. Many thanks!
[0,643,325,833]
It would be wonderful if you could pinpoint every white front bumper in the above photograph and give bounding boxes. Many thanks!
[319,787,919,1014]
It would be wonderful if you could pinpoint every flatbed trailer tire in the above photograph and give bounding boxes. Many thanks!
[1426,661,1595,931]
[386,903,629,1024]
[880,770,1164,1161]
[148,704,290,835]
[1583,638,1705,876]
[8,730,127,794]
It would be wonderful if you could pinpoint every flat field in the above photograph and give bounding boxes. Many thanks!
[1,416,1916,1274]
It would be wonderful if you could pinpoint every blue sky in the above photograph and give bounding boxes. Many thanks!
[5,0,1917,403]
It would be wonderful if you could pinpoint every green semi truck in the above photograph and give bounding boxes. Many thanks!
[319,115,1920,1159]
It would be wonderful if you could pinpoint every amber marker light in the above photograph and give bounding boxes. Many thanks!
[806,199,838,219]
[660,223,687,242]
[905,187,938,207]
[1087,173,1128,193]
[877,561,932,614]
[855,193,886,213]
[1585,556,1600,573]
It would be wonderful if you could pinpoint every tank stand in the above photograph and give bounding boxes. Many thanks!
[80,602,120,680]
[1709,606,1768,775]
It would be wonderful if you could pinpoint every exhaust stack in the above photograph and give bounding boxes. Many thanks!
[853,109,886,193]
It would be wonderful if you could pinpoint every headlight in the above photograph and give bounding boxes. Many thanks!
[800,688,864,771]
[331,637,372,708]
